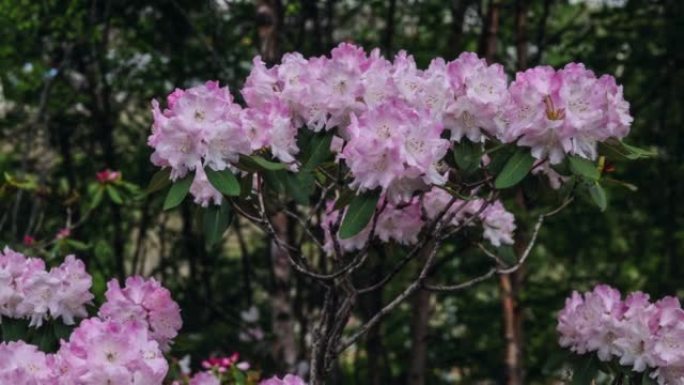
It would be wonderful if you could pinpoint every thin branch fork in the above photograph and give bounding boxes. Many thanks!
[424,197,574,293]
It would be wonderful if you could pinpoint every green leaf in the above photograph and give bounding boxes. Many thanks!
[339,191,380,239]
[239,173,253,198]
[239,155,287,171]
[642,372,657,385]
[262,170,287,193]
[32,326,57,352]
[621,141,657,159]
[90,186,104,209]
[1,319,28,341]
[66,239,89,250]
[494,150,535,189]
[599,140,657,161]
[487,147,515,175]
[453,140,483,174]
[334,189,356,210]
[106,185,123,204]
[205,167,240,196]
[302,133,333,172]
[285,172,315,204]
[163,174,193,210]
[144,168,172,194]
[203,200,232,247]
[589,182,608,211]
[233,367,247,385]
[496,245,517,266]
[571,355,598,385]
[568,156,600,181]
[53,322,74,342]
[541,350,571,375]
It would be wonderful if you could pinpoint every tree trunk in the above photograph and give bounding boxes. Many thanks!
[499,273,523,385]
[500,5,530,385]
[449,0,473,56]
[256,0,282,65]
[407,288,432,385]
[270,212,299,371]
[254,0,298,372]
[478,0,500,63]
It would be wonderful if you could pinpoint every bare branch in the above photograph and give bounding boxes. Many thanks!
[423,268,496,292]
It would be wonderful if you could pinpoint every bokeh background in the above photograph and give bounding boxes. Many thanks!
[0,0,682,384]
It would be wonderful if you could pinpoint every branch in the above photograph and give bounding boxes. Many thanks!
[424,197,574,293]
[336,238,442,354]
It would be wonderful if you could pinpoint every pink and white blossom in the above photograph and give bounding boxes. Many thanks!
[99,276,182,351]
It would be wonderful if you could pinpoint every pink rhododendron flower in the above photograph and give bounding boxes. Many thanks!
[260,374,307,385]
[0,341,54,384]
[320,201,372,255]
[189,165,223,207]
[444,52,508,143]
[56,318,168,385]
[421,188,516,247]
[321,197,426,255]
[558,285,684,380]
[148,81,252,205]
[341,99,449,196]
[0,248,92,326]
[99,276,182,351]
[48,255,94,325]
[242,99,299,165]
[190,371,220,385]
[375,198,424,245]
[497,63,632,163]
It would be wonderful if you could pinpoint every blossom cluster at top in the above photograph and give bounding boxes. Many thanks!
[148,43,632,206]
[558,285,684,385]
[320,187,516,254]
[0,247,93,327]
[0,248,183,385]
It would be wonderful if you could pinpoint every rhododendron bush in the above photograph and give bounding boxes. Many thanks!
[140,43,654,385]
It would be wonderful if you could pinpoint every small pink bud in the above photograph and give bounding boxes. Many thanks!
[22,235,36,246]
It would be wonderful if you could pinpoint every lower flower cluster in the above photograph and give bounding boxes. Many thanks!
[558,285,684,385]
[0,248,183,385]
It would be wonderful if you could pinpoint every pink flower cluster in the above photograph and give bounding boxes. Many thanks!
[422,188,516,247]
[321,198,424,255]
[498,64,632,164]
[320,188,515,254]
[0,247,92,327]
[0,319,168,385]
[150,43,632,206]
[99,276,183,351]
[148,79,299,206]
[54,318,168,384]
[558,285,684,384]
[260,374,307,385]
[0,246,181,385]
[149,81,252,206]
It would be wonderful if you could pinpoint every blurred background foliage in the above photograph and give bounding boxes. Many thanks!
[0,0,682,384]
